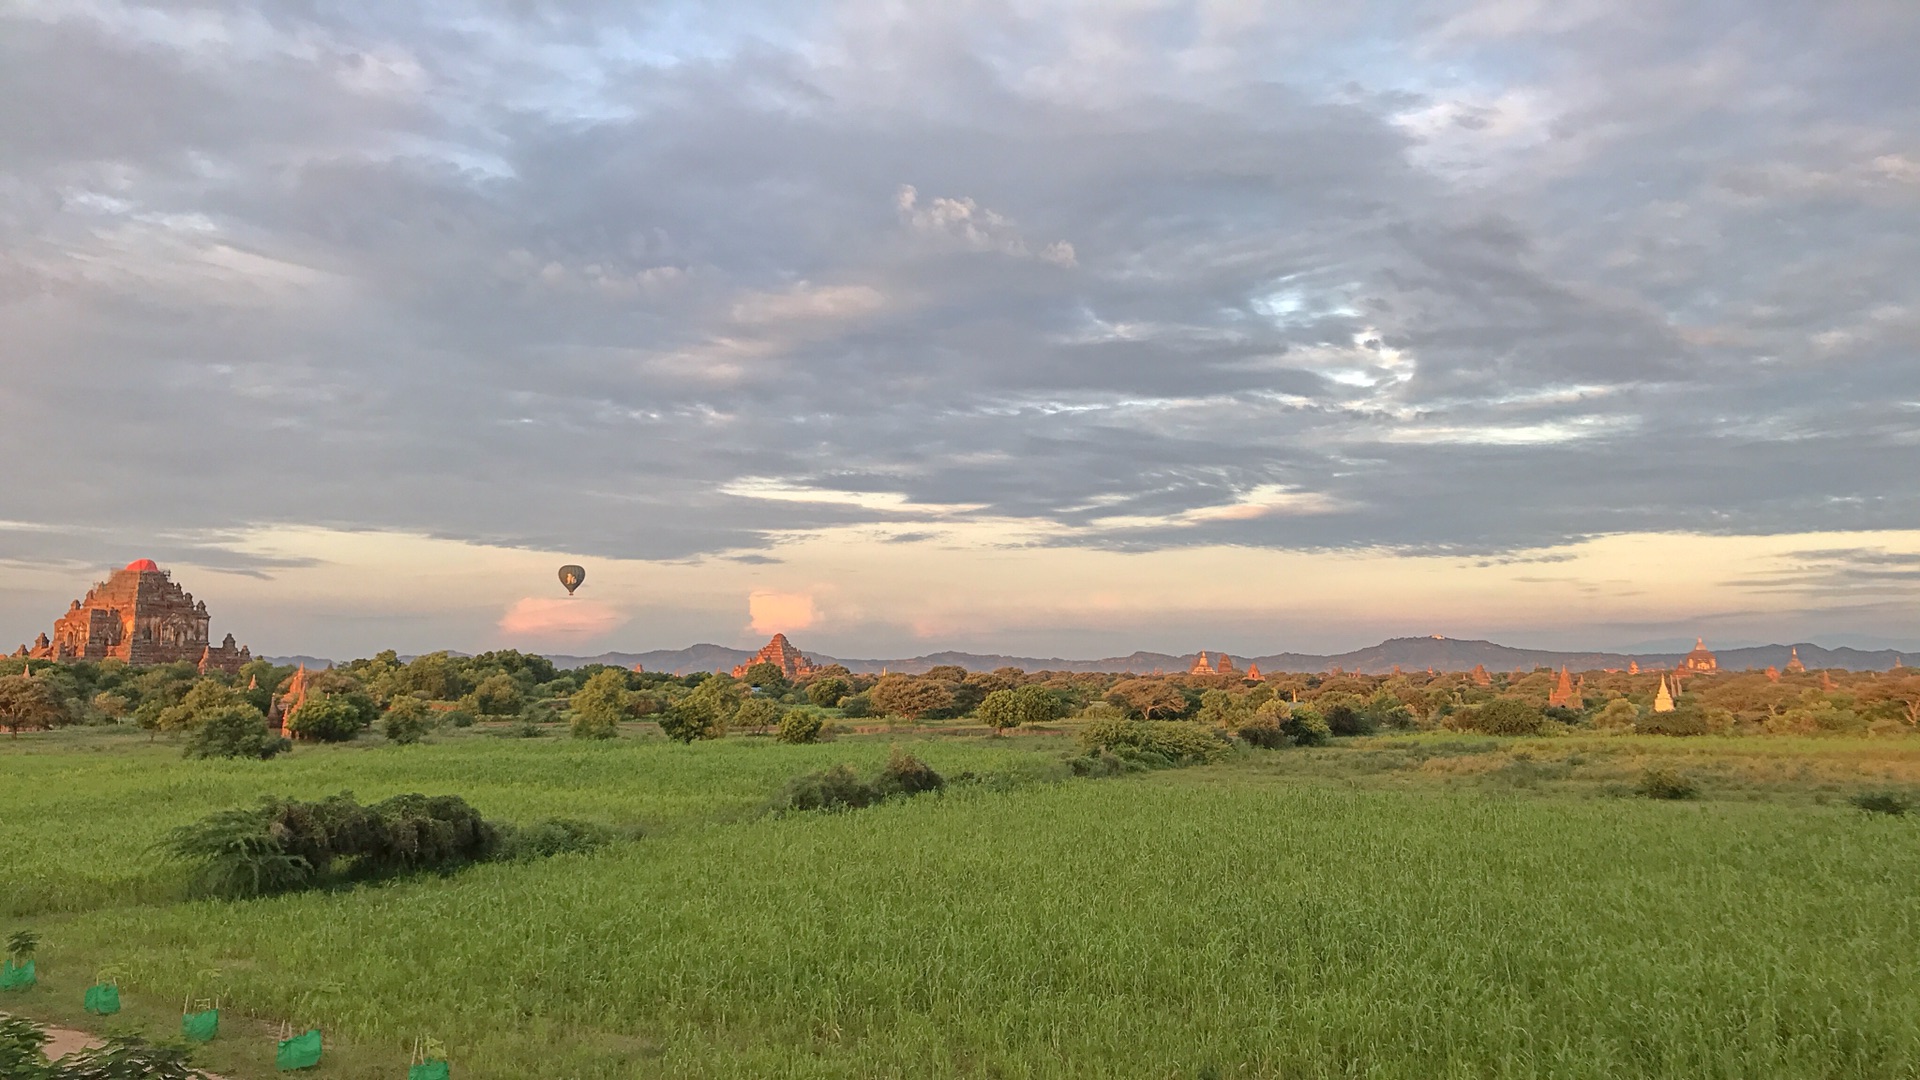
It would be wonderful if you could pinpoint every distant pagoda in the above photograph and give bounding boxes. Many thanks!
[731,633,819,681]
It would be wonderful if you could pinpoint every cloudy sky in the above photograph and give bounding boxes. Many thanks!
[3,0,1918,660]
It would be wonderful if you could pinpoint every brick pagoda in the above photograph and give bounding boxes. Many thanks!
[13,559,252,673]
[731,633,819,680]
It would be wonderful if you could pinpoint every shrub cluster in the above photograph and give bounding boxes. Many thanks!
[182,704,289,760]
[776,710,826,744]
[769,749,945,813]
[1076,718,1230,766]
[1636,767,1700,800]
[1848,791,1912,816]
[163,791,620,900]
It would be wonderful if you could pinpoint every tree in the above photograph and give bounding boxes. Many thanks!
[570,670,630,739]
[399,652,471,701]
[464,673,526,717]
[806,676,852,708]
[1194,689,1248,729]
[1472,698,1549,736]
[381,696,435,744]
[184,704,288,760]
[0,676,71,737]
[155,678,246,734]
[740,662,789,694]
[1106,678,1187,720]
[284,694,372,742]
[925,665,969,683]
[658,676,739,742]
[977,685,1062,735]
[776,710,825,744]
[732,696,782,735]
[868,676,955,720]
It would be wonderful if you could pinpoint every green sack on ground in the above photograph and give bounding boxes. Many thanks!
[276,1028,322,1071]
[0,960,35,991]
[408,1060,451,1080]
[181,1008,219,1043]
[83,983,121,1014]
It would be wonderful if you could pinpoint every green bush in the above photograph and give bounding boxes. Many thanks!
[1066,749,1128,777]
[806,676,852,708]
[500,818,620,859]
[838,692,874,719]
[770,752,948,813]
[873,747,945,797]
[183,704,288,760]
[1849,791,1912,816]
[776,710,825,744]
[772,763,881,812]
[1281,707,1331,747]
[1637,706,1709,737]
[381,696,434,745]
[1235,718,1289,749]
[1636,767,1700,800]
[0,1015,49,1080]
[164,791,504,899]
[444,709,476,728]
[284,693,373,742]
[1472,699,1551,736]
[1077,719,1229,766]
[463,673,526,717]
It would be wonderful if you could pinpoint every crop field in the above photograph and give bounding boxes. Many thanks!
[5,729,1920,1079]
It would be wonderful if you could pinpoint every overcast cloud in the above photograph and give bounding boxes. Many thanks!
[2,0,1918,654]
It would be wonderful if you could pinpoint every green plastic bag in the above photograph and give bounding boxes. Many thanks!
[408,1060,451,1080]
[181,1008,219,1043]
[83,983,121,1014]
[0,960,35,991]
[276,1028,322,1071]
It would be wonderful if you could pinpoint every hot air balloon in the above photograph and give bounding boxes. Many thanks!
[558,565,586,595]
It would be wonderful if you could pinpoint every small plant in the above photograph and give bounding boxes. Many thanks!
[1848,791,1912,816]
[874,747,944,797]
[7,930,37,964]
[500,818,620,859]
[1636,767,1699,800]
[0,1015,50,1080]
[56,1034,213,1079]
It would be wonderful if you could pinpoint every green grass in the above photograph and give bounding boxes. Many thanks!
[6,728,1920,1078]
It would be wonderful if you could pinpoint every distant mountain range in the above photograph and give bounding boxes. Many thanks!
[266,636,1909,676]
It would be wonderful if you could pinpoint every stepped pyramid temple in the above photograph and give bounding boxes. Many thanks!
[13,559,251,674]
[1243,662,1264,682]
[1785,647,1806,674]
[1679,637,1718,674]
[731,633,819,680]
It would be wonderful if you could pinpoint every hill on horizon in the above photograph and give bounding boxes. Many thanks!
[353,635,1912,676]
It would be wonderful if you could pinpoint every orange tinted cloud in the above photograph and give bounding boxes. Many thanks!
[498,597,626,642]
[749,590,818,634]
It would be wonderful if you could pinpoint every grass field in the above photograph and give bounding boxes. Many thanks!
[5,727,1920,1078]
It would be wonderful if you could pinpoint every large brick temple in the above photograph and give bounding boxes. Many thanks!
[12,559,252,673]
[731,633,819,680]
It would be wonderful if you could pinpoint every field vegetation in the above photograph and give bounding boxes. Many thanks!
[3,651,1920,1078]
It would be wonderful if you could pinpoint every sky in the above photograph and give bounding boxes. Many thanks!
[2,0,1918,661]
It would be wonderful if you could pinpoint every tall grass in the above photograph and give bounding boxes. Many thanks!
[20,776,1920,1079]
[0,735,1062,917]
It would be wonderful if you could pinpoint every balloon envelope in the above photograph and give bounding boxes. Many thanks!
[558,565,585,595]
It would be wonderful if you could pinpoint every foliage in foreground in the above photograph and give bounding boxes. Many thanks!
[769,748,945,813]
[1,1016,210,1080]
[162,791,621,899]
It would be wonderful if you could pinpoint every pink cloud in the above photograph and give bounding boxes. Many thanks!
[749,590,818,634]
[498,597,626,642]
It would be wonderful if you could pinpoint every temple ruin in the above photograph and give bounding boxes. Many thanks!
[12,559,252,674]
[731,633,820,681]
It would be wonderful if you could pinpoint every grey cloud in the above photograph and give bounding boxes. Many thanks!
[1,0,1918,582]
